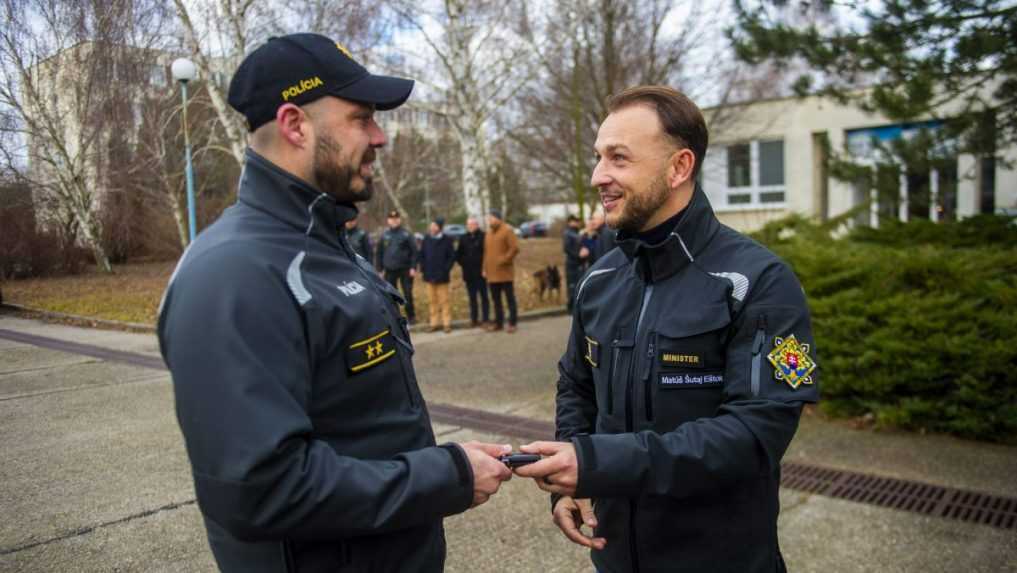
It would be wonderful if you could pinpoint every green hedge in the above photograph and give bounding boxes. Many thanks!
[753,215,1017,443]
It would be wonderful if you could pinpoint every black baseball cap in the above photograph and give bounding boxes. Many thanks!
[387,210,401,218]
[228,33,414,131]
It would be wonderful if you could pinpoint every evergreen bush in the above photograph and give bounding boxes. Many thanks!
[753,215,1017,442]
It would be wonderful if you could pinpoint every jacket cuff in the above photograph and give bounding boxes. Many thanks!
[439,443,474,512]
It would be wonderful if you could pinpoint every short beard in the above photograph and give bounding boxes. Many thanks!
[610,174,671,234]
[313,134,372,203]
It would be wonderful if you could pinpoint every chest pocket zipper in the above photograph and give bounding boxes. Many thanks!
[641,334,656,421]
[750,314,767,397]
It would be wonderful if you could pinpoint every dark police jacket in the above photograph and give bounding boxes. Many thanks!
[455,230,485,283]
[563,227,583,270]
[158,149,473,573]
[418,233,455,283]
[376,226,417,272]
[345,226,372,264]
[557,186,819,573]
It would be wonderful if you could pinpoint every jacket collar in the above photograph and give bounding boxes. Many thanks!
[616,183,720,283]
[237,148,357,247]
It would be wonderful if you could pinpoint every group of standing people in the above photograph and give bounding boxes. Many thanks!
[562,210,617,311]
[345,208,522,334]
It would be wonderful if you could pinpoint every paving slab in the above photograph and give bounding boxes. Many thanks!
[0,360,164,400]
[412,317,570,417]
[0,346,94,375]
[0,503,215,573]
[0,377,193,553]
[787,412,1017,498]
[778,489,1017,573]
[0,315,161,356]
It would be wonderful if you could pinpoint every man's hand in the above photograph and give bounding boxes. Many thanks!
[459,442,512,507]
[579,246,590,260]
[512,441,579,497]
[409,268,417,278]
[553,496,606,550]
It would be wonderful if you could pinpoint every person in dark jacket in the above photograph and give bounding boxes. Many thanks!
[376,210,418,323]
[562,214,584,311]
[157,33,512,573]
[515,85,819,573]
[343,213,372,264]
[455,216,489,327]
[588,209,617,264]
[418,217,456,333]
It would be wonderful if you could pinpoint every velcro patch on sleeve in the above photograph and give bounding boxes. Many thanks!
[347,329,397,374]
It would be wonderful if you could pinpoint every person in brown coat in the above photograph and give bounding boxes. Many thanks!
[482,209,520,333]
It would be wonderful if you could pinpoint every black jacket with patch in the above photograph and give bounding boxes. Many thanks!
[158,149,473,573]
[344,226,372,264]
[376,226,417,272]
[556,185,820,573]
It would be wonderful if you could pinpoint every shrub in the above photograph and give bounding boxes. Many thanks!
[754,215,1017,443]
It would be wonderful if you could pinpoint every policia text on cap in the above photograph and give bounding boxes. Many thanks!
[158,33,512,573]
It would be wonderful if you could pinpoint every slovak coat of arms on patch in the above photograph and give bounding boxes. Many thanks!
[767,334,816,389]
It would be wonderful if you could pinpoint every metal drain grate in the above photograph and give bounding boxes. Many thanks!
[428,403,554,442]
[782,462,1017,530]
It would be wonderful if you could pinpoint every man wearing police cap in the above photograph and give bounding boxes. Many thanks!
[515,86,819,572]
[158,33,511,572]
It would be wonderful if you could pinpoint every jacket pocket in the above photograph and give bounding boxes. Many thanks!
[650,307,731,429]
[346,328,416,407]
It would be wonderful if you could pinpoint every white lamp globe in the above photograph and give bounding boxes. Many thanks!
[171,58,197,83]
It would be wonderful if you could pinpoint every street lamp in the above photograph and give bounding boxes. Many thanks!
[171,57,198,244]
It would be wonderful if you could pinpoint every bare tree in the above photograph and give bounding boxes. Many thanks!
[392,0,536,220]
[0,0,168,273]
[511,0,783,218]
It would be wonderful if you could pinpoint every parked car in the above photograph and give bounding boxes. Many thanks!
[443,223,467,239]
[518,221,548,238]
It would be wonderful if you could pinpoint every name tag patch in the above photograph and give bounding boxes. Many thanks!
[659,371,723,389]
[347,330,397,374]
[659,352,703,369]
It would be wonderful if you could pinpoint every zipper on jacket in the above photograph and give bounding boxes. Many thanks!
[607,346,618,416]
[641,333,656,421]
[750,314,767,397]
[339,229,417,407]
[626,284,652,573]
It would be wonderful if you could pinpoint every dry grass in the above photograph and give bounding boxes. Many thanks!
[2,238,568,325]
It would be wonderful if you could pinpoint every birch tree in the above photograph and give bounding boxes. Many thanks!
[393,0,535,220]
[0,0,168,273]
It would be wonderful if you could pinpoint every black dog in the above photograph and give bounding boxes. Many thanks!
[533,265,562,302]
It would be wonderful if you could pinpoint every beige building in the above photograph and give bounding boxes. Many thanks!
[701,91,1016,232]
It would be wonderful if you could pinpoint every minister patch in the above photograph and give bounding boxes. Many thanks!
[660,352,703,369]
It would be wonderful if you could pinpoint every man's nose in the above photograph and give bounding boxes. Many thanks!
[369,121,387,147]
[590,161,610,188]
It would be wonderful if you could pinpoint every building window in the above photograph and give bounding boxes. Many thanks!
[149,65,166,87]
[727,143,751,187]
[703,139,786,210]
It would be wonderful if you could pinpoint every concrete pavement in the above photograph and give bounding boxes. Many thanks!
[1,311,1015,572]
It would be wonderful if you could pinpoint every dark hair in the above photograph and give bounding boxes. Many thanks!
[606,85,708,180]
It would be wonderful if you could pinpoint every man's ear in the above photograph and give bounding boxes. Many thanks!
[276,103,311,149]
[667,148,696,190]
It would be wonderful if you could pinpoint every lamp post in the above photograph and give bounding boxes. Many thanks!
[171,57,198,243]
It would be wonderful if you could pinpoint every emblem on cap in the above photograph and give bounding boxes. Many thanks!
[767,334,816,389]
[335,42,353,59]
